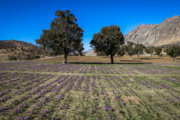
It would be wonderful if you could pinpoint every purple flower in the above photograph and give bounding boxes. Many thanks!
[104,104,108,111]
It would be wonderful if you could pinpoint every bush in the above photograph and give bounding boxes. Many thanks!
[25,54,40,60]
[8,55,17,60]
[35,55,40,59]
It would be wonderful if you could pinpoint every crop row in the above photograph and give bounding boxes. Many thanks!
[0,62,180,75]
[0,72,179,119]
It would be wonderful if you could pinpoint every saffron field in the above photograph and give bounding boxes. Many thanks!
[0,61,180,120]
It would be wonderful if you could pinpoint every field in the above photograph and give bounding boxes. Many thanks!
[39,56,180,64]
[0,59,180,120]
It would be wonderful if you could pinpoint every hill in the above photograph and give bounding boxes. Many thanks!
[0,40,47,60]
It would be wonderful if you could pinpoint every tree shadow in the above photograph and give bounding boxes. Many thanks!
[139,58,151,60]
[151,58,164,59]
[68,62,152,65]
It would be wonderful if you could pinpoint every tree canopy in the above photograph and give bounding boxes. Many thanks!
[145,46,155,59]
[133,44,145,58]
[36,10,84,63]
[117,45,126,57]
[90,25,124,64]
[155,47,162,56]
[126,42,135,57]
[165,44,180,61]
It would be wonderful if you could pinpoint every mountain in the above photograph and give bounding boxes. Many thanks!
[125,16,180,46]
[0,40,47,60]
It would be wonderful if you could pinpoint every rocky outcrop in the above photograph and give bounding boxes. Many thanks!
[84,49,96,56]
[125,16,180,46]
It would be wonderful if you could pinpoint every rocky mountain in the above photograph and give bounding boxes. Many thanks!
[84,49,96,56]
[125,16,180,46]
[0,40,47,60]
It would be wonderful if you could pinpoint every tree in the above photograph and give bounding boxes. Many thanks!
[127,41,134,47]
[117,45,125,56]
[126,42,135,58]
[134,44,145,59]
[165,44,180,61]
[117,45,126,61]
[155,47,162,56]
[145,46,155,59]
[36,10,84,63]
[90,25,124,64]
[127,48,135,58]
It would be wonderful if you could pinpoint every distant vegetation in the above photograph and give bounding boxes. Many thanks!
[165,44,180,61]
[145,46,155,59]
[155,47,162,56]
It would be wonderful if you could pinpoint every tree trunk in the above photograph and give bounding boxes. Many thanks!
[129,55,132,60]
[137,52,140,59]
[150,53,152,59]
[63,53,67,64]
[118,56,121,62]
[110,54,114,64]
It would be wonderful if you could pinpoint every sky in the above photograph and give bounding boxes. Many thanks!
[0,0,180,51]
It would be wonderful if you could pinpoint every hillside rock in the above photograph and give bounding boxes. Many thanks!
[125,16,180,46]
[84,49,96,56]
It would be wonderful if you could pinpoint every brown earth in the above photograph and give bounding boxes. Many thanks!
[121,96,141,104]
[39,55,180,64]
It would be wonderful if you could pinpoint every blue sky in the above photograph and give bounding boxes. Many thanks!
[0,0,180,51]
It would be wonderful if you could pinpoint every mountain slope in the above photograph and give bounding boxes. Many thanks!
[0,40,37,49]
[125,16,180,46]
[84,49,96,56]
[0,40,47,60]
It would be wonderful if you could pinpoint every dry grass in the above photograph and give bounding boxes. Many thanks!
[121,96,141,104]
[39,55,180,64]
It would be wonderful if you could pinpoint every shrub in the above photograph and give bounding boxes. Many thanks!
[25,54,40,60]
[8,55,17,60]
